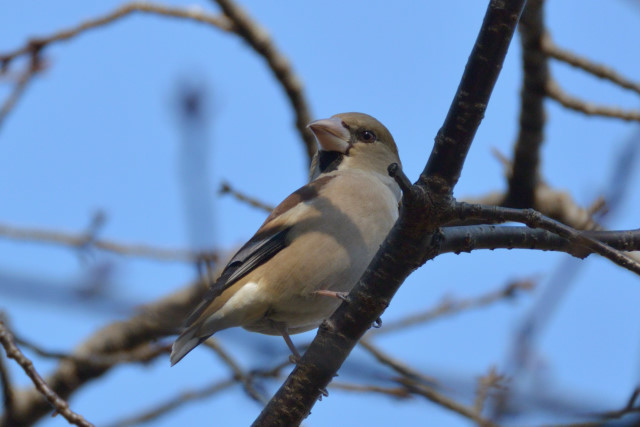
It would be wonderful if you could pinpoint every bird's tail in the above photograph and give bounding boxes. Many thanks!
[170,325,206,366]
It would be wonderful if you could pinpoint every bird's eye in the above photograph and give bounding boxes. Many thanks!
[360,130,376,142]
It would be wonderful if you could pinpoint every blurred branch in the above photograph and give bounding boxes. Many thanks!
[212,0,316,163]
[1,283,207,426]
[0,320,93,427]
[546,79,640,122]
[330,382,411,399]
[369,279,536,336]
[13,334,170,368]
[0,221,214,262]
[203,339,268,404]
[105,378,236,427]
[0,56,47,131]
[219,181,274,213]
[596,386,640,421]
[505,0,548,208]
[397,378,499,427]
[358,340,438,386]
[0,2,231,68]
[542,33,640,96]
[0,351,14,425]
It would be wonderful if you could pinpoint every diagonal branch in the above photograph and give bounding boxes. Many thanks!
[542,33,640,96]
[0,321,93,427]
[212,0,316,163]
[422,0,526,194]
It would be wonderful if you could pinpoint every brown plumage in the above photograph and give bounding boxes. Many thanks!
[171,112,402,365]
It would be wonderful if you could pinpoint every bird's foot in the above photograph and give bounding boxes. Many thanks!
[314,290,350,302]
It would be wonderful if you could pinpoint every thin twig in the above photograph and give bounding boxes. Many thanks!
[541,33,640,96]
[330,381,411,399]
[0,321,94,427]
[203,339,268,404]
[397,378,499,427]
[0,2,231,66]
[369,279,536,336]
[14,334,170,368]
[105,378,236,427]
[212,0,316,162]
[359,340,438,387]
[546,79,640,122]
[0,221,212,262]
[219,181,274,213]
[0,67,34,130]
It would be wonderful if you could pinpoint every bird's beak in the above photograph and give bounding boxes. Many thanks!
[307,117,351,153]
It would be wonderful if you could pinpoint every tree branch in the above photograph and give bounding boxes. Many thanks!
[212,0,316,163]
[422,0,526,194]
[0,321,93,427]
[453,202,640,275]
[546,79,640,122]
[505,0,548,208]
[0,2,231,67]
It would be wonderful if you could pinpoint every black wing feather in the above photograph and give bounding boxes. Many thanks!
[183,227,291,327]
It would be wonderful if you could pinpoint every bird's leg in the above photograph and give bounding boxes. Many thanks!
[272,322,301,363]
[313,289,350,302]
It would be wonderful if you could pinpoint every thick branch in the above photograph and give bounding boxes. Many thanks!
[423,0,526,194]
[453,202,640,275]
[253,2,527,424]
[438,225,640,256]
[505,0,548,208]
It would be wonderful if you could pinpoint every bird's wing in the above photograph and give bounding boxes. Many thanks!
[183,226,291,327]
[182,174,337,327]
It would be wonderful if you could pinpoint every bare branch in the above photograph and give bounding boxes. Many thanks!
[369,279,536,336]
[453,202,640,275]
[438,225,640,256]
[0,221,212,262]
[397,378,499,427]
[0,2,231,67]
[105,378,236,427]
[546,79,640,122]
[505,0,548,208]
[2,282,208,426]
[203,339,268,404]
[0,61,41,131]
[0,351,14,425]
[542,33,640,96]
[219,181,274,213]
[212,0,316,163]
[0,321,93,427]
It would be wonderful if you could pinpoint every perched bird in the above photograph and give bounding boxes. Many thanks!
[171,112,402,365]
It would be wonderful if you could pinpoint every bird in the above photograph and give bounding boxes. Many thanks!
[170,112,402,365]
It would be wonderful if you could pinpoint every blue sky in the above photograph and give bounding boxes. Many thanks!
[1,1,640,426]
